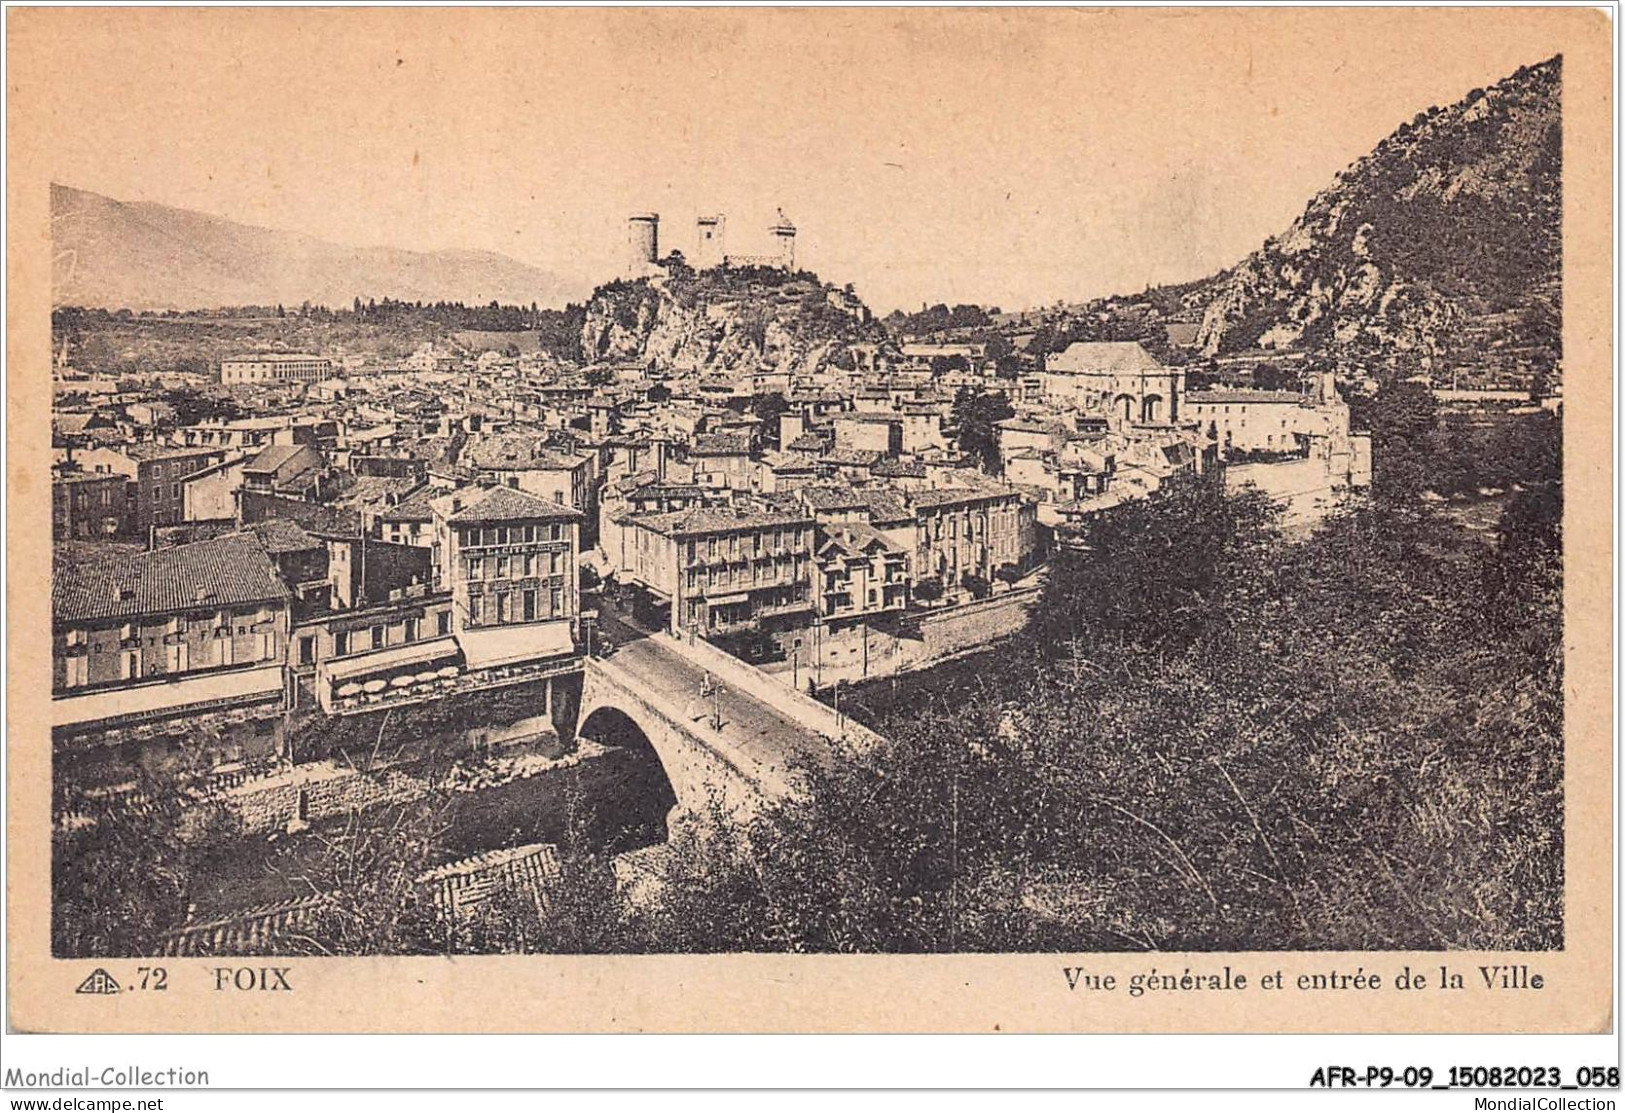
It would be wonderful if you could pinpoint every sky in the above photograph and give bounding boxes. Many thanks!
[14,7,1588,313]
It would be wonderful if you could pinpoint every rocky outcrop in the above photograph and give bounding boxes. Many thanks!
[579,266,889,375]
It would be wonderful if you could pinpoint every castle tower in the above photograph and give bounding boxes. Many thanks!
[627,212,660,272]
[694,214,726,269]
[769,208,797,271]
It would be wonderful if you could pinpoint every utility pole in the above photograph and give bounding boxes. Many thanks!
[791,644,799,690]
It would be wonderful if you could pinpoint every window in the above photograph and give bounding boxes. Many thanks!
[404,617,420,643]
[549,551,562,575]
[334,630,351,656]
[119,622,136,643]
[298,636,315,664]
[65,628,86,647]
[370,625,385,649]
[64,655,88,688]
[437,611,452,636]
[523,554,536,576]
[550,586,563,615]
[523,590,536,622]
[469,597,483,625]
[468,557,484,580]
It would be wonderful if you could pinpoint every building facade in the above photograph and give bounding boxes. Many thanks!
[76,444,229,532]
[221,354,334,384]
[52,472,135,540]
[621,506,815,640]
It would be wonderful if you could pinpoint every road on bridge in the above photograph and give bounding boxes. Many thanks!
[588,592,842,789]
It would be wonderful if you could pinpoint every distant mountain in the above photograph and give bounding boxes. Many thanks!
[51,183,578,311]
[1183,56,1561,385]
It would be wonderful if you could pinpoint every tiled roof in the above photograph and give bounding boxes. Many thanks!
[795,486,871,511]
[377,486,439,523]
[250,518,322,554]
[822,449,884,467]
[818,522,905,556]
[857,490,914,525]
[1185,390,1305,405]
[438,485,582,525]
[111,442,223,463]
[243,443,310,475]
[1046,341,1167,375]
[631,504,811,538]
[239,492,362,536]
[690,432,753,456]
[54,532,289,624]
[909,485,1022,509]
[459,435,582,471]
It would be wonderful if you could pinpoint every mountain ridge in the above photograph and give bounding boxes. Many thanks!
[51,183,579,311]
[1179,56,1561,383]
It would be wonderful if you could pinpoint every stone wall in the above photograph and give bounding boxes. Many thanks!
[209,761,422,836]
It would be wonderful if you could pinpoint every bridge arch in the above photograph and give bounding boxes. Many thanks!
[573,661,776,833]
[574,705,680,847]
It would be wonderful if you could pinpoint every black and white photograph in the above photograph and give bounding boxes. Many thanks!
[5,6,1612,1053]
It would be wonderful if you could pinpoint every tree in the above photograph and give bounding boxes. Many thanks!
[52,763,242,957]
[951,388,1015,475]
[1365,380,1441,506]
[579,564,602,593]
[912,577,944,604]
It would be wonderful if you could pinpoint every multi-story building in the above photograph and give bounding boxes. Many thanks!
[376,486,438,548]
[620,505,815,644]
[220,353,333,385]
[181,458,247,523]
[1041,341,1185,426]
[75,443,228,532]
[457,435,599,544]
[814,523,909,624]
[907,485,1037,591]
[1186,374,1355,457]
[832,414,903,457]
[52,471,135,540]
[685,432,756,490]
[51,533,291,737]
[430,485,582,641]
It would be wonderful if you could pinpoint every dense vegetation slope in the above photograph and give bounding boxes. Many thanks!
[1187,57,1561,386]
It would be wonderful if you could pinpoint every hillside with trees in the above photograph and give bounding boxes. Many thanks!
[1185,57,1561,387]
[51,300,586,378]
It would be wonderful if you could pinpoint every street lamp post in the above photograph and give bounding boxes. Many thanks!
[814,615,824,688]
[791,645,799,690]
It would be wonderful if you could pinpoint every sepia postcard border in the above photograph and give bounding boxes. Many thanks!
[4,5,1614,1034]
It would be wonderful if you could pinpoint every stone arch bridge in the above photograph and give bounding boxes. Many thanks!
[571,631,881,829]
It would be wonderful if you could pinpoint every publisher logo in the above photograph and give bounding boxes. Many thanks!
[74,968,121,995]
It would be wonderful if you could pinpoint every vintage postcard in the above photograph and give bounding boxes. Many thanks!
[4,6,1614,1036]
